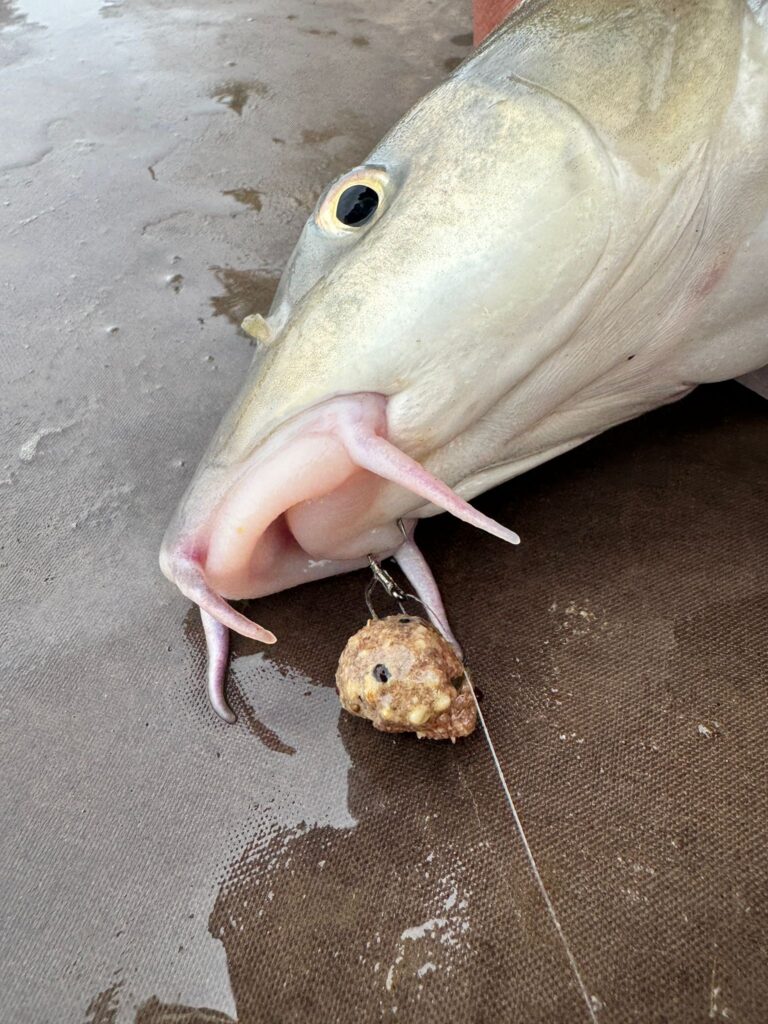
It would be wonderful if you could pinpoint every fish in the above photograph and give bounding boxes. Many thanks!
[160,0,768,722]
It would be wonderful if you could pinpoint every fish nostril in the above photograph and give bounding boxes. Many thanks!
[373,663,390,683]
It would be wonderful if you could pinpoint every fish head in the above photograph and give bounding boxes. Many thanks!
[159,68,614,639]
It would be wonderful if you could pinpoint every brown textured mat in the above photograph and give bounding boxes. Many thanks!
[1,1,766,1022]
[192,382,766,1024]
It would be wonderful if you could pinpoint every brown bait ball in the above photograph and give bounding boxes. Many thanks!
[335,615,476,741]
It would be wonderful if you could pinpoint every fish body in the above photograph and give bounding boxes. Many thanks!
[161,0,768,717]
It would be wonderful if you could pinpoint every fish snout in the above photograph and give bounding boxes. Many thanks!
[161,390,518,655]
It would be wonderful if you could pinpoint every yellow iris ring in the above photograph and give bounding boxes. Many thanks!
[315,165,391,235]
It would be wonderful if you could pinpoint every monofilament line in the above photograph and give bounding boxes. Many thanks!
[378,577,597,1022]
[471,693,599,1024]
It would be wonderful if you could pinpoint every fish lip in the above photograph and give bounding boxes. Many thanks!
[160,385,519,623]
[159,392,395,602]
[207,390,390,485]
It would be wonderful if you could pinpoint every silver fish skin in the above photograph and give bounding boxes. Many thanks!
[160,0,768,715]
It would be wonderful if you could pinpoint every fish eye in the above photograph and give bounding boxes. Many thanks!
[315,165,390,234]
[336,184,379,227]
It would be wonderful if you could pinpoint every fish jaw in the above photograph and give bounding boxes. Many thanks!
[198,394,394,599]
[159,395,393,630]
[159,392,519,647]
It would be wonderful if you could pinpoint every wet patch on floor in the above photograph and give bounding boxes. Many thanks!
[201,703,589,1022]
[85,981,123,1024]
[211,80,269,116]
[181,610,296,756]
[134,997,235,1024]
[230,690,296,756]
[300,27,338,37]
[300,127,341,146]
[165,271,184,294]
[443,29,473,72]
[222,188,263,213]
[209,267,280,326]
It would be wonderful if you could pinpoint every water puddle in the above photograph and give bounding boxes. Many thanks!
[210,79,268,116]
[209,266,279,326]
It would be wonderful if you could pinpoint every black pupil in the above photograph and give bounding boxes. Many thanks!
[373,664,390,683]
[337,185,379,226]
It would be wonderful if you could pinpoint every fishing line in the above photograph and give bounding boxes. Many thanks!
[468,688,599,1024]
[365,545,598,1024]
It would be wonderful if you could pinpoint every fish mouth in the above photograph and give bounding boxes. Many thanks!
[159,392,520,647]
[204,394,399,597]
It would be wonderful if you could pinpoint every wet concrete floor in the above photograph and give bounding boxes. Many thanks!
[1,2,767,1022]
